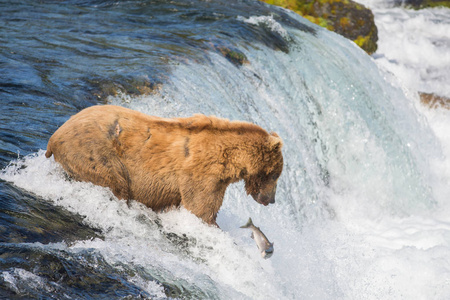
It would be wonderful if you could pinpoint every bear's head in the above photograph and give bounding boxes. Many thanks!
[244,132,283,206]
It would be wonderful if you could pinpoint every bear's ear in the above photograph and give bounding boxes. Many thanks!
[270,131,280,138]
[268,132,283,152]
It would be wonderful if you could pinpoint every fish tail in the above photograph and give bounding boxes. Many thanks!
[240,217,253,228]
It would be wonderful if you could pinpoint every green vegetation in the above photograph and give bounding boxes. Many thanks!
[260,0,378,54]
[402,0,450,9]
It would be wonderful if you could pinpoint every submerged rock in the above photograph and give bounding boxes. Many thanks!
[215,46,249,66]
[419,92,450,109]
[89,76,163,101]
[260,0,378,54]
[0,182,101,245]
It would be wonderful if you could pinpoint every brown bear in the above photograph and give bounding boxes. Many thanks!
[45,105,283,225]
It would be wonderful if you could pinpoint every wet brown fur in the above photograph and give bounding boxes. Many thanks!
[45,105,283,225]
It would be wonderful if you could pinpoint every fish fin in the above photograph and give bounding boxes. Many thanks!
[240,217,253,228]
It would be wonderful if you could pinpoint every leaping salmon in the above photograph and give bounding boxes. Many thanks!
[240,217,274,259]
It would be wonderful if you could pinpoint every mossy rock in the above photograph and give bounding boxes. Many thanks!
[90,76,162,101]
[216,46,249,66]
[393,0,450,8]
[261,0,378,54]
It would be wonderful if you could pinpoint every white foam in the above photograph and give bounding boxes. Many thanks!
[1,270,19,294]
[128,276,166,299]
[355,0,450,98]
[237,15,290,40]
[1,268,57,294]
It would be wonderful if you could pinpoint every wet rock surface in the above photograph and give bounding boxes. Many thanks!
[260,0,378,54]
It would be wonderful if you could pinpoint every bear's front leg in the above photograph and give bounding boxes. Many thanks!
[179,176,227,225]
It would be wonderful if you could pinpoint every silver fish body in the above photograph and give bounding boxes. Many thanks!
[240,217,274,259]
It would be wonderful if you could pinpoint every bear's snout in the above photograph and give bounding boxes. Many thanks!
[252,188,276,206]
